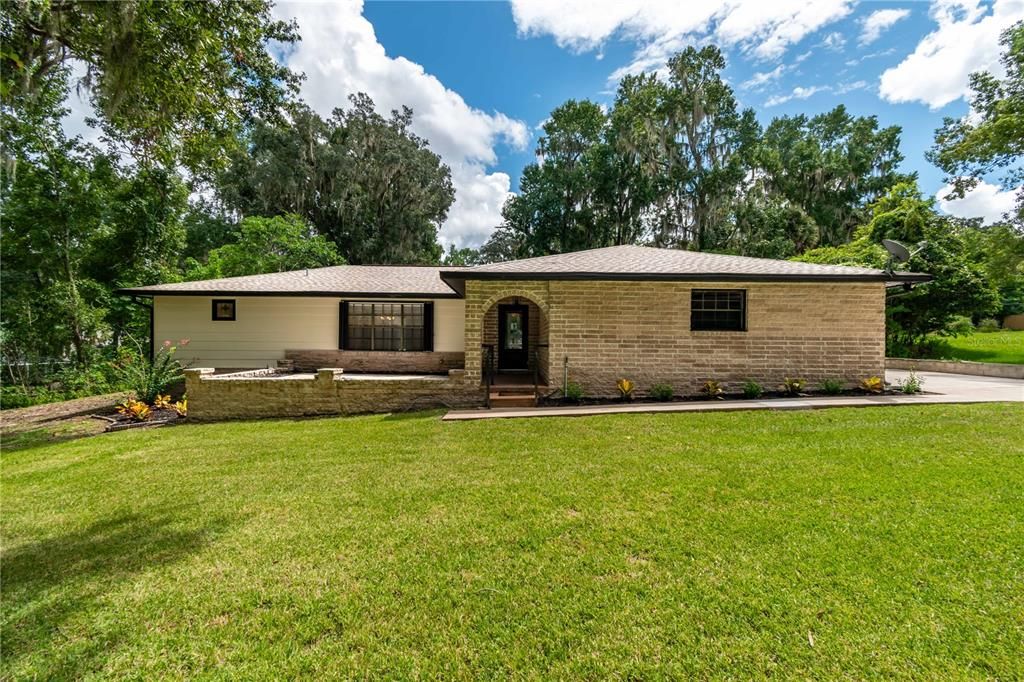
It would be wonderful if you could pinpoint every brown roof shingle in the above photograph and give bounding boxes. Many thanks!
[118,265,464,298]
[445,245,929,283]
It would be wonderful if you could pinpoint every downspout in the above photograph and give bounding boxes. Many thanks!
[129,296,155,363]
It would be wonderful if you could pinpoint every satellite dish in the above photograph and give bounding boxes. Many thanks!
[882,239,911,262]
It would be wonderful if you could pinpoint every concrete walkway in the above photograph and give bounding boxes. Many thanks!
[442,370,1023,421]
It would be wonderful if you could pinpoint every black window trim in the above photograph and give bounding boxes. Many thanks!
[690,289,746,332]
[211,298,236,321]
[339,300,434,352]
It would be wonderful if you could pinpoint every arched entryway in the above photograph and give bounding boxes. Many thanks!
[481,295,549,385]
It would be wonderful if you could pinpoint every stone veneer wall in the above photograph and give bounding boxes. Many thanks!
[185,368,483,421]
[464,279,886,397]
[284,349,464,374]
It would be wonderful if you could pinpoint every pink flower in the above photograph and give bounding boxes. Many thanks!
[162,340,172,348]
[179,338,191,347]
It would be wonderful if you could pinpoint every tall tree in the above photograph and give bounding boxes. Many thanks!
[1,0,300,174]
[755,105,909,246]
[219,97,453,264]
[798,183,999,353]
[650,47,760,250]
[929,21,1024,223]
[184,215,343,280]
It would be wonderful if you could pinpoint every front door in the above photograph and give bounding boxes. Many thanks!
[498,304,529,371]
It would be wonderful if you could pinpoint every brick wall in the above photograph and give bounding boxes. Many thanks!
[464,280,886,397]
[185,368,483,421]
[284,349,464,373]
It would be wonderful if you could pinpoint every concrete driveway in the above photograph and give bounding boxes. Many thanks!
[884,369,1024,404]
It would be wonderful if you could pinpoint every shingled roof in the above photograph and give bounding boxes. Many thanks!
[118,246,930,298]
[444,245,929,284]
[117,265,464,298]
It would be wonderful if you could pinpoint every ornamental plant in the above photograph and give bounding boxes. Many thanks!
[116,399,151,422]
[648,383,674,401]
[821,379,844,395]
[781,377,805,396]
[742,380,763,399]
[700,380,724,399]
[117,338,189,405]
[616,378,636,400]
[860,376,885,394]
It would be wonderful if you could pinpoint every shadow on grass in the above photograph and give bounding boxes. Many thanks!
[1,511,228,678]
[0,423,105,453]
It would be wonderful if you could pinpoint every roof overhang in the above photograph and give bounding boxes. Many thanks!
[115,288,463,299]
[440,271,933,286]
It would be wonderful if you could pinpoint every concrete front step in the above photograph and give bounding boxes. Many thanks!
[489,394,537,408]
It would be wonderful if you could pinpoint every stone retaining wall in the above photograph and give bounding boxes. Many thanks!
[185,368,484,421]
[886,357,1024,379]
[284,349,464,374]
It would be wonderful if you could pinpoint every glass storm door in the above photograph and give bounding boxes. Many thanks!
[497,304,529,371]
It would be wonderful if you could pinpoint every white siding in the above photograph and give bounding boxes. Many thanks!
[154,296,465,368]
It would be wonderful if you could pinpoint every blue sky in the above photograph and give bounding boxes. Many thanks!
[61,0,1022,246]
[56,0,1024,255]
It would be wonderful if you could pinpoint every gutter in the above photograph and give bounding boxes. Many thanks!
[440,271,933,286]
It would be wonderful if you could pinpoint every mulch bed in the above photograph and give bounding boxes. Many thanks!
[100,407,185,432]
[541,388,907,407]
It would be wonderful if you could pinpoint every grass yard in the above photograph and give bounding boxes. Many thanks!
[933,329,1024,364]
[3,405,1023,679]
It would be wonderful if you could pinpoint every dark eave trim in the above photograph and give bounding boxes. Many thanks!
[440,271,932,284]
[115,289,463,299]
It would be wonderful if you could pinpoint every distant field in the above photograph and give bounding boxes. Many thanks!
[932,329,1024,365]
[3,404,1023,679]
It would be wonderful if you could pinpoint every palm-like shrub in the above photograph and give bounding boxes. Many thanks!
[118,339,189,405]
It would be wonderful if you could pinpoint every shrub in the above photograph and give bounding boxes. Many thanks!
[173,398,188,417]
[616,378,635,400]
[116,399,151,422]
[153,394,173,409]
[117,339,188,405]
[781,377,805,396]
[860,376,884,393]
[898,371,924,394]
[648,383,674,401]
[821,378,844,395]
[700,380,724,399]
[977,318,1001,333]
[741,380,763,399]
[564,381,584,402]
[944,315,975,337]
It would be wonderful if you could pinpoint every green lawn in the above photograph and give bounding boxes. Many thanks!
[933,329,1024,364]
[3,405,1023,679]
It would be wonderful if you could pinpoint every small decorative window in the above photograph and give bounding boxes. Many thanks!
[691,290,746,331]
[212,299,236,321]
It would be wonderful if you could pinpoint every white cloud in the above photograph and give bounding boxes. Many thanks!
[273,0,528,248]
[820,31,846,51]
[859,8,911,45]
[740,65,785,90]
[510,0,855,80]
[937,180,1018,223]
[879,0,1024,109]
[765,85,827,106]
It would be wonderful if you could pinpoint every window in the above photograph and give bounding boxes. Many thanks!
[212,299,236,321]
[341,302,432,351]
[690,289,745,331]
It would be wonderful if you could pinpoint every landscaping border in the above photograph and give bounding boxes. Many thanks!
[886,357,1024,379]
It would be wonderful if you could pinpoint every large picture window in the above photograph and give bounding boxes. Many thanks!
[691,289,746,332]
[341,302,432,351]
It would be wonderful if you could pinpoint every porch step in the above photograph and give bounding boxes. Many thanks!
[489,394,537,408]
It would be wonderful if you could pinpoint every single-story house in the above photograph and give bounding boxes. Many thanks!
[117,245,928,415]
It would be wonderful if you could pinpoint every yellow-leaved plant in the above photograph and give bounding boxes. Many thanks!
[860,376,884,394]
[116,399,151,422]
[616,378,635,400]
